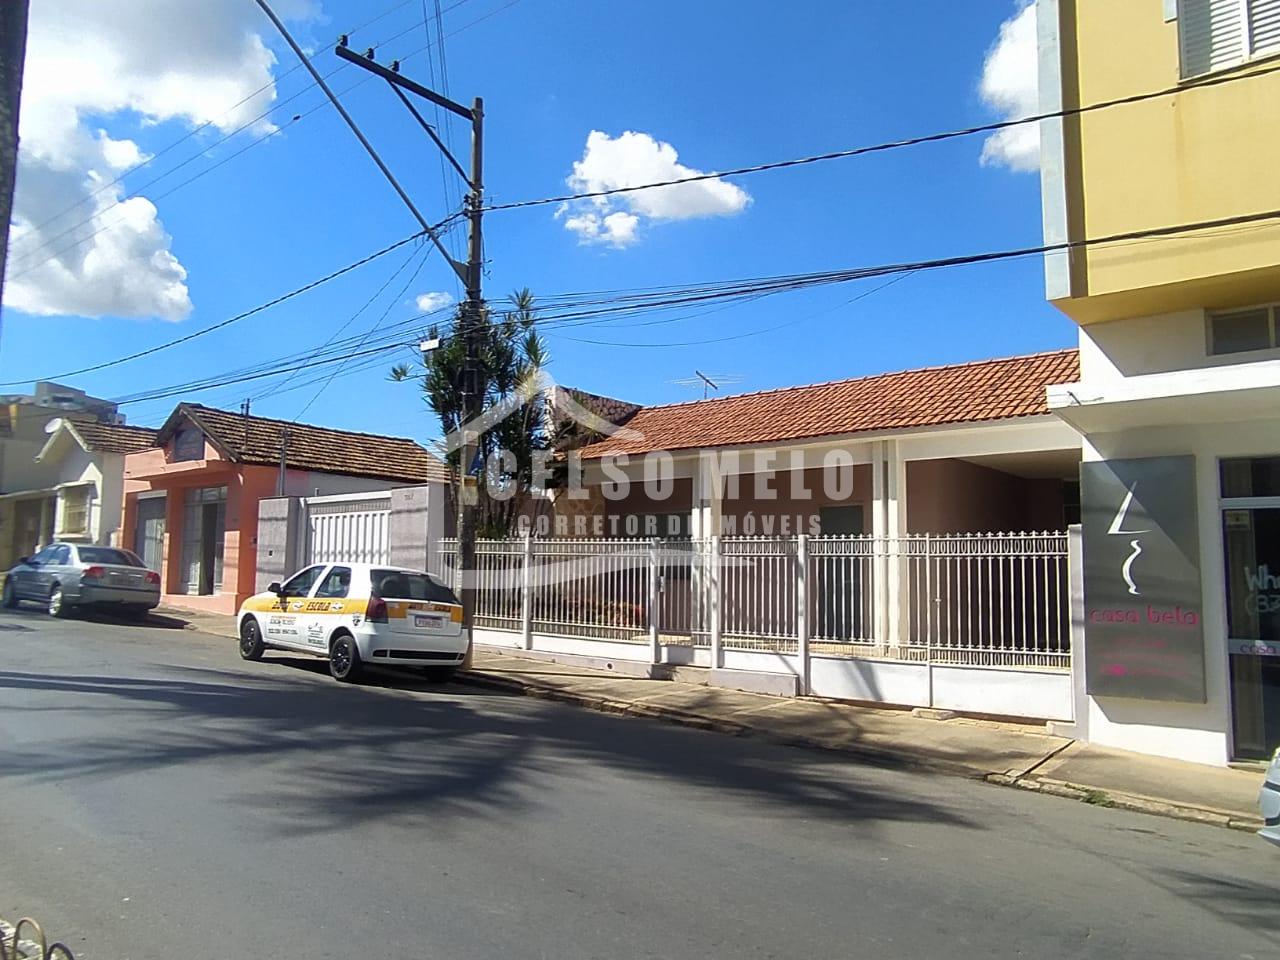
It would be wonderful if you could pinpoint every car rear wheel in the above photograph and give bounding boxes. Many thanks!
[329,632,363,683]
[2,579,16,609]
[239,617,265,661]
[48,585,72,618]
[420,665,458,684]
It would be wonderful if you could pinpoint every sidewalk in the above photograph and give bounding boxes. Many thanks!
[165,607,1265,832]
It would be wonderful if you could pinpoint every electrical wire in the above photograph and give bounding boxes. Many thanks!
[481,58,1280,214]
[0,229,437,386]
[9,0,504,274]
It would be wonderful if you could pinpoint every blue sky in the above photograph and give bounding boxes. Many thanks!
[0,0,1072,441]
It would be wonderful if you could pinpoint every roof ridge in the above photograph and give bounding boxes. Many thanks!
[629,348,1078,414]
[183,403,432,451]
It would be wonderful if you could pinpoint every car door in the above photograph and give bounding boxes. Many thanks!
[301,566,352,652]
[44,544,73,600]
[12,547,51,600]
[262,565,326,646]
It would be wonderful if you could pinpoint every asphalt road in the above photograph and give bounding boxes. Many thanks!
[0,607,1276,960]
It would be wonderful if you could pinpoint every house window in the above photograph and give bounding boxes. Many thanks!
[59,486,91,537]
[1208,305,1278,355]
[1179,0,1280,78]
[173,427,204,461]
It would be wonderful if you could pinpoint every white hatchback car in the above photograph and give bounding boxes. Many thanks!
[237,562,466,683]
[1262,748,1280,848]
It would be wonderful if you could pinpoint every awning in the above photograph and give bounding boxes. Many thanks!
[1048,358,1280,434]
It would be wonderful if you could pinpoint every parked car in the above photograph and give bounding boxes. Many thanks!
[2,542,161,618]
[236,562,466,683]
[1262,748,1280,848]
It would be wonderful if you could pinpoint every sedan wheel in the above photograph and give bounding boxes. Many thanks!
[1,579,16,609]
[48,585,71,618]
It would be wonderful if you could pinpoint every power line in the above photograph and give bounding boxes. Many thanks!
[9,0,502,273]
[100,204,1280,410]
[0,229,433,386]
[293,243,437,419]
[481,58,1280,214]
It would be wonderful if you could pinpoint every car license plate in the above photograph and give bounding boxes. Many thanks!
[413,614,444,629]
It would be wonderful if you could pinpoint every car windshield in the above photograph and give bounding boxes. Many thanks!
[371,570,459,604]
[78,547,145,567]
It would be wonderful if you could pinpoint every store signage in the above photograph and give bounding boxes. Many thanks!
[1081,456,1206,702]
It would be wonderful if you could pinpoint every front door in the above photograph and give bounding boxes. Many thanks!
[263,565,326,645]
[134,497,166,573]
[1221,457,1280,760]
[818,505,865,640]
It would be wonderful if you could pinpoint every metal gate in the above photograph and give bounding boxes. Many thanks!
[301,493,393,566]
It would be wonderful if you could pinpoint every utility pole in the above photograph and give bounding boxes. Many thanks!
[333,42,484,663]
[0,0,31,347]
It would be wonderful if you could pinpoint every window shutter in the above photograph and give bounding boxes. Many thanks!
[1180,0,1246,77]
[1250,0,1280,55]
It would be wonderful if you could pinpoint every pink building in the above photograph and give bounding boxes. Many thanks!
[121,404,445,615]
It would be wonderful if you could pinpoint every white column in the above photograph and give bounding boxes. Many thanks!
[521,533,534,650]
[796,533,810,695]
[691,454,724,648]
[872,441,908,649]
[648,537,661,664]
[709,534,723,669]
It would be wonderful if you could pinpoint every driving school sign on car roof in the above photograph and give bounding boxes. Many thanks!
[1081,456,1207,703]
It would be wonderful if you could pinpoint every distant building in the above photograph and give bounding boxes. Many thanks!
[0,382,128,566]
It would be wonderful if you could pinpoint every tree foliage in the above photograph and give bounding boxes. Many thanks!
[391,288,551,537]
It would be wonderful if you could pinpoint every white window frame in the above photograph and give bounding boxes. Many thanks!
[1207,302,1280,355]
[55,481,94,539]
[1178,0,1280,78]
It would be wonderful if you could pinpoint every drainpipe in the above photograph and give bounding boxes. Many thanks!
[277,428,289,496]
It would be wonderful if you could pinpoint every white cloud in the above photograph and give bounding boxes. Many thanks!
[415,291,455,313]
[558,130,751,248]
[978,2,1040,173]
[3,0,316,320]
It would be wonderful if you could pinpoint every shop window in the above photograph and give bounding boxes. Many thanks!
[1208,305,1277,355]
[1220,456,1280,498]
[59,486,91,536]
[1179,0,1280,79]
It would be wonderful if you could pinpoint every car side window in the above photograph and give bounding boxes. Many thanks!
[29,546,55,564]
[281,565,324,597]
[313,566,351,599]
[50,545,71,564]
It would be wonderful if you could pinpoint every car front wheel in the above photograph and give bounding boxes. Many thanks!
[2,579,16,609]
[239,617,265,661]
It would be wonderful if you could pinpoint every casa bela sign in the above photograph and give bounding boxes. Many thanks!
[1080,456,1206,703]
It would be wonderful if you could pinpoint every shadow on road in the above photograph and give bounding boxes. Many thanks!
[0,661,974,839]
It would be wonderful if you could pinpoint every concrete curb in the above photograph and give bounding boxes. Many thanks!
[982,772,1262,833]
[459,668,1262,833]
[457,669,992,779]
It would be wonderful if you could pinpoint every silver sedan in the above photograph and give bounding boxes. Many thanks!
[2,542,161,618]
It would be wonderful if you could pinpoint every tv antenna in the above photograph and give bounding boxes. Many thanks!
[670,370,743,400]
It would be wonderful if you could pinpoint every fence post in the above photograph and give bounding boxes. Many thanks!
[648,537,661,664]
[709,535,722,670]
[796,533,810,696]
[521,534,534,650]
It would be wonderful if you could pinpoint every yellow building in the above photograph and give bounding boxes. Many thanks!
[1042,0,1280,765]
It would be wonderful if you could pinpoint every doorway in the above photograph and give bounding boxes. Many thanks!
[134,496,166,573]
[179,486,227,595]
[818,505,866,640]
[1221,457,1280,760]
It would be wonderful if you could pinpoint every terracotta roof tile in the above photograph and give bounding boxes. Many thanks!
[167,404,448,484]
[578,349,1079,458]
[70,421,159,455]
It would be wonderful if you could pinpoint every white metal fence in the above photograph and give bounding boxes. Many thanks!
[438,531,1070,670]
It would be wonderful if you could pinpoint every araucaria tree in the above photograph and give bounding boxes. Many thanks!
[391,288,551,537]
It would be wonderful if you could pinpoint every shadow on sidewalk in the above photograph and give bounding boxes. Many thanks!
[0,661,974,840]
